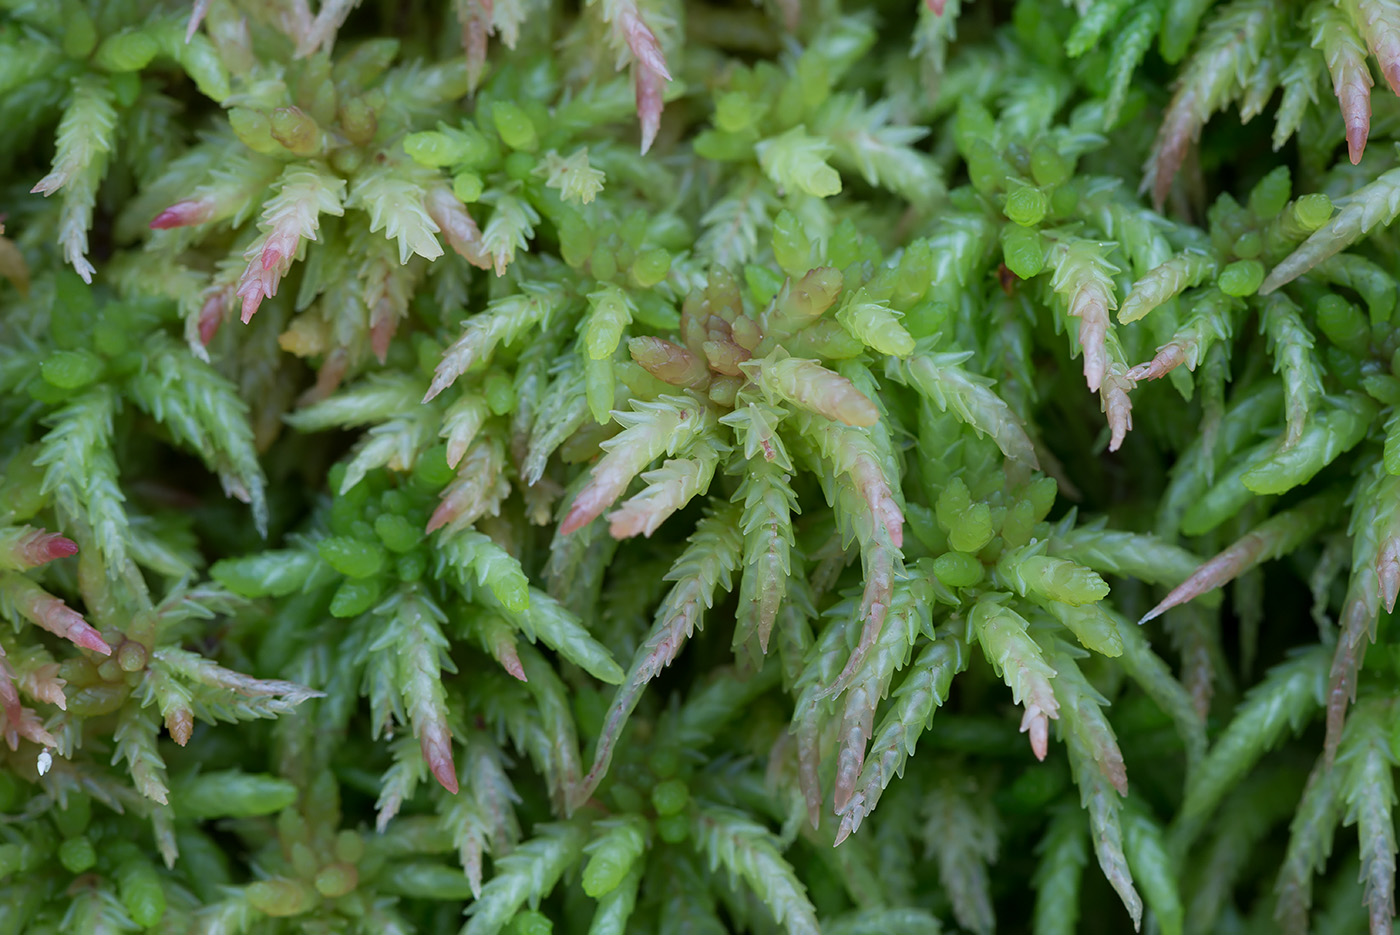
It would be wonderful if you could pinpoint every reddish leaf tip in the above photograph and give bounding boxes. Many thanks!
[149,200,213,230]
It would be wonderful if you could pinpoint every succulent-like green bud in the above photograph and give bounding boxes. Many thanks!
[581,817,647,898]
[933,551,984,588]
[318,537,388,578]
[936,479,995,553]
[1217,259,1264,297]
[492,102,539,151]
[1002,224,1045,279]
[1005,184,1050,227]
[57,836,96,873]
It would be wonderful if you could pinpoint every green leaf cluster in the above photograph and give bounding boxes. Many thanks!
[9,1,1400,934]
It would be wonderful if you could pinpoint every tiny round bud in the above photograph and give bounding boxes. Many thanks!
[317,537,386,579]
[651,779,689,816]
[1004,186,1048,227]
[330,578,383,618]
[1217,260,1264,297]
[334,830,366,865]
[1292,194,1333,231]
[1001,226,1044,280]
[314,862,358,898]
[933,552,984,588]
[412,445,454,488]
[452,172,484,203]
[374,513,421,553]
[631,248,671,288]
[655,812,689,844]
[40,351,102,389]
[58,836,97,873]
[116,639,148,673]
[493,102,538,151]
[483,371,516,416]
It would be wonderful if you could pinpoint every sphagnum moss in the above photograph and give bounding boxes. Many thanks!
[8,1,1400,933]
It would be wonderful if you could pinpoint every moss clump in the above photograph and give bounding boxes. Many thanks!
[6,1,1400,934]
